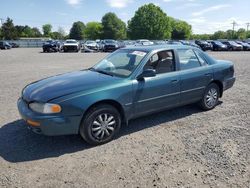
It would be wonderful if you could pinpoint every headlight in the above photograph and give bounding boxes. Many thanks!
[29,102,61,114]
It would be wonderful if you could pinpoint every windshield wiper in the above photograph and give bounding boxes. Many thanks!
[89,68,114,77]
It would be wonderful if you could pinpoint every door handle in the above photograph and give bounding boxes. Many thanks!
[204,73,212,76]
[171,79,179,83]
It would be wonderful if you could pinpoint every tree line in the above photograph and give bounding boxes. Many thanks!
[0,3,248,41]
[0,4,192,40]
[192,29,250,40]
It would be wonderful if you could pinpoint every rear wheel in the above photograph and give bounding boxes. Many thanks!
[80,104,121,145]
[199,83,220,110]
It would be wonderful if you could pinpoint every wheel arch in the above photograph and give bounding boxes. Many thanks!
[210,80,223,97]
[79,99,127,132]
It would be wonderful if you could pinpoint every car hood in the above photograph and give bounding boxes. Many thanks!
[22,70,122,103]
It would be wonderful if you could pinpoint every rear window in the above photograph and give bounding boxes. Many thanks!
[177,49,201,70]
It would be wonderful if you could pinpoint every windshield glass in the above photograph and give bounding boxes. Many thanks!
[215,41,223,45]
[92,49,148,77]
[86,41,95,44]
[105,40,116,44]
[229,41,238,45]
[66,40,77,43]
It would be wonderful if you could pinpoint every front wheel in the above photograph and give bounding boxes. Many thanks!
[80,104,121,145]
[199,83,220,110]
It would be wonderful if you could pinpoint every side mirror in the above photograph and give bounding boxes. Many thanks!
[137,69,156,80]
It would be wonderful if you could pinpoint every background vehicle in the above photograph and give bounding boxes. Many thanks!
[135,39,154,46]
[63,39,80,52]
[0,41,12,49]
[195,40,212,51]
[100,39,120,52]
[84,40,99,51]
[43,40,62,52]
[211,41,228,51]
[10,42,19,48]
[180,40,201,49]
[236,41,250,51]
[222,41,243,51]
[18,45,235,145]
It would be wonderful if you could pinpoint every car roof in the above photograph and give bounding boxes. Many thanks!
[122,44,197,52]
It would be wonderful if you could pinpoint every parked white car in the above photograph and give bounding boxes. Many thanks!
[63,39,80,52]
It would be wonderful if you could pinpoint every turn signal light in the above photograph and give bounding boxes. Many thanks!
[27,120,40,127]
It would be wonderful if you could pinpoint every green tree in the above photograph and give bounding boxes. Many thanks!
[1,17,17,40]
[42,24,52,37]
[128,3,170,40]
[32,27,42,37]
[85,22,103,39]
[211,30,226,40]
[191,34,211,40]
[0,27,2,39]
[237,28,246,40]
[58,27,66,38]
[69,21,85,40]
[226,29,235,39]
[102,12,126,39]
[171,20,192,40]
[246,31,250,39]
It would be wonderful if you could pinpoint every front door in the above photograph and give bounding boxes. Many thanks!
[132,50,181,117]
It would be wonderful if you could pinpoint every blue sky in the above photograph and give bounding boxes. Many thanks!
[0,0,249,34]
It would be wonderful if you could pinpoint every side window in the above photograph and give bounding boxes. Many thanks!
[194,50,208,66]
[177,49,201,70]
[144,50,175,74]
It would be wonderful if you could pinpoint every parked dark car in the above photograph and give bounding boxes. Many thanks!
[43,40,62,52]
[236,41,250,51]
[10,42,19,48]
[222,41,243,51]
[101,39,120,52]
[18,45,235,145]
[0,41,12,49]
[211,41,228,51]
[195,40,212,51]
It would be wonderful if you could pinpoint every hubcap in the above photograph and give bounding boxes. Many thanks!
[91,113,116,140]
[205,88,218,108]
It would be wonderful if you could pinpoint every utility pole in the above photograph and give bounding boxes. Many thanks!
[231,21,237,39]
[246,22,250,32]
[0,18,4,25]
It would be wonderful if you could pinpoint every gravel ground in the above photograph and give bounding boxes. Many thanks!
[0,48,249,188]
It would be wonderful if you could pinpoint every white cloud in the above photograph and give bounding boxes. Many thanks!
[106,0,133,8]
[65,0,82,6]
[192,4,231,16]
[189,17,248,34]
[189,17,206,24]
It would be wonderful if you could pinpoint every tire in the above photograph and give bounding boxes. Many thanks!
[80,104,121,145]
[199,83,220,110]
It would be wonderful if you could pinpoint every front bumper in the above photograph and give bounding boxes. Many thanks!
[17,98,81,136]
[104,45,118,52]
[223,77,236,91]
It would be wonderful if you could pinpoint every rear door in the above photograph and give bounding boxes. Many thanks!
[176,49,213,105]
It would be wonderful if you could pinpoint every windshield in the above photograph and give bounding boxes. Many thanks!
[91,49,148,77]
[215,41,223,45]
[229,41,238,45]
[66,40,77,43]
[86,41,95,44]
[105,40,116,44]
